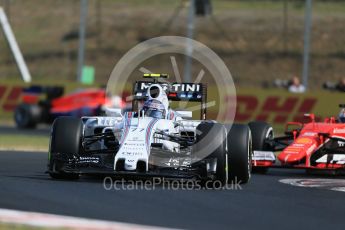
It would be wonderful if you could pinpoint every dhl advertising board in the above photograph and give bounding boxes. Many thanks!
[0,83,343,127]
[230,88,342,124]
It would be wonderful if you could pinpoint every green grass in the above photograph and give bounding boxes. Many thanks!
[0,134,48,151]
[214,0,345,13]
[0,223,56,230]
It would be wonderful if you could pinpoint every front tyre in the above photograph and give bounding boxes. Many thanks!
[248,121,273,174]
[48,117,82,180]
[226,124,252,184]
[194,122,228,186]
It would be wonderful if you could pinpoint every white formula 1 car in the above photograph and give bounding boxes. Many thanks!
[48,74,252,185]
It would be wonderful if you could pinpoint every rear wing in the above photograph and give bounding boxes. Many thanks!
[132,81,208,120]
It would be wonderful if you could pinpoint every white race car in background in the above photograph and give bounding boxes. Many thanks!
[48,74,252,186]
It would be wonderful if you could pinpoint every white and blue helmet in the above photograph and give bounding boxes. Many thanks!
[143,99,167,119]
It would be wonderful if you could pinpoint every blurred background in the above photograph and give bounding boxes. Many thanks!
[0,0,344,86]
[0,0,345,144]
[1,2,345,229]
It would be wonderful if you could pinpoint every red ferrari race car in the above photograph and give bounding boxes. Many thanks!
[14,86,125,128]
[249,108,345,175]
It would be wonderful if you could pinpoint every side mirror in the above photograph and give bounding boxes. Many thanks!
[105,108,122,117]
[285,122,303,136]
[176,111,192,119]
[304,113,315,122]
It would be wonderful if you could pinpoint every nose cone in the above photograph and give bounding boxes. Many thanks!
[125,159,136,171]
[278,137,317,164]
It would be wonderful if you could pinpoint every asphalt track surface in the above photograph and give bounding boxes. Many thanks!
[0,151,345,230]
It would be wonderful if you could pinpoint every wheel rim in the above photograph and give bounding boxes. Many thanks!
[248,131,252,179]
[15,108,26,125]
[266,127,274,140]
[264,128,274,150]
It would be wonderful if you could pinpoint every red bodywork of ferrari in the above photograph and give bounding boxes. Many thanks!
[252,114,345,173]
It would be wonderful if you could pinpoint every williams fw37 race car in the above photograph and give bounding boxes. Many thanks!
[250,110,345,175]
[48,74,252,186]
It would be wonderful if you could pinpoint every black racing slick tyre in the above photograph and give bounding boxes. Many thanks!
[194,122,228,186]
[226,124,252,184]
[14,103,41,129]
[248,121,273,151]
[248,121,273,174]
[48,117,82,180]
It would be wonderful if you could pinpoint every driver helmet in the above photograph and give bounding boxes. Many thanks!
[339,109,345,123]
[143,99,166,119]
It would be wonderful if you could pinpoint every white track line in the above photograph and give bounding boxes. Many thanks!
[279,178,345,193]
[0,208,174,230]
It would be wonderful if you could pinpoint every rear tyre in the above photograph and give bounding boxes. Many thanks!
[48,117,82,180]
[248,121,273,174]
[14,104,41,129]
[226,124,252,184]
[194,122,228,186]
